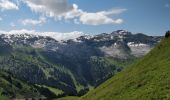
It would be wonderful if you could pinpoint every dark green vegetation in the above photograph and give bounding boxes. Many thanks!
[0,37,135,99]
[81,37,170,100]
[0,70,42,99]
[165,30,170,38]
[0,69,67,99]
[0,44,75,98]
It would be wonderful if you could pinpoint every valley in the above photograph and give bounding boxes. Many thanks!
[0,30,162,99]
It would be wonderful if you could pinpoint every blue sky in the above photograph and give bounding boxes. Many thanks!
[0,0,170,36]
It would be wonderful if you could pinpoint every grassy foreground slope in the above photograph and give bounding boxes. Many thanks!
[81,37,170,100]
[56,96,80,100]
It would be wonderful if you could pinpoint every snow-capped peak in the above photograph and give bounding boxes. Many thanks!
[0,29,84,41]
[111,30,131,36]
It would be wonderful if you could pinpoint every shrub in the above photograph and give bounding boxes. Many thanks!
[165,31,170,38]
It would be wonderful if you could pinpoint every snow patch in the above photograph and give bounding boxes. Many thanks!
[127,42,148,47]
[0,29,84,41]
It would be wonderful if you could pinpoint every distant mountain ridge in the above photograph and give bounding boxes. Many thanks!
[0,30,163,99]
[0,30,162,58]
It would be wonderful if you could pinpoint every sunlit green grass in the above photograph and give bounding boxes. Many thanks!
[55,96,80,100]
[81,37,170,100]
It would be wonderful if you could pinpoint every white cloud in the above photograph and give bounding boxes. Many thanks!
[79,9,126,25]
[0,29,84,41]
[0,0,127,26]
[0,0,19,10]
[21,16,46,26]
[21,0,126,25]
[22,0,81,20]
[99,8,127,15]
[80,13,123,25]
[1,29,35,34]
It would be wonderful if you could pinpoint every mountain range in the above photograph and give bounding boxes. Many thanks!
[0,30,163,99]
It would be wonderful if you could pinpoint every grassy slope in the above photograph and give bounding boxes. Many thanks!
[42,85,64,95]
[56,96,80,100]
[81,37,170,100]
